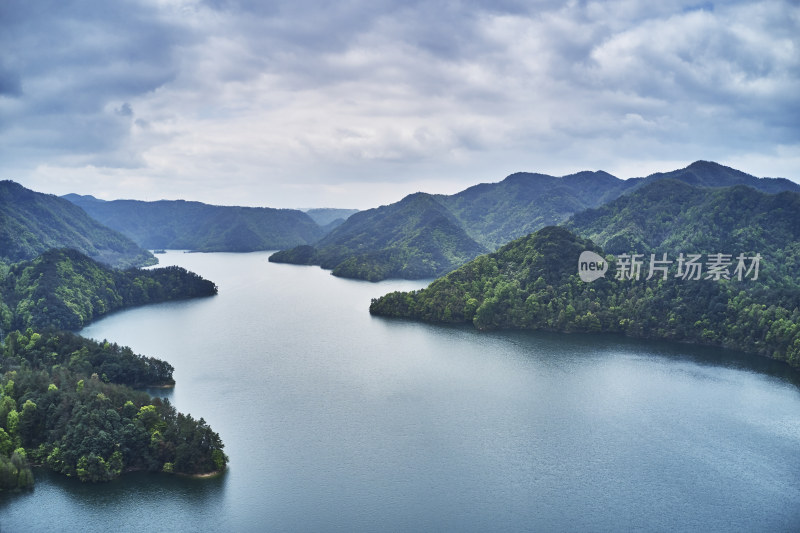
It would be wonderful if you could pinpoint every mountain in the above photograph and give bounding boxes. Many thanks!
[370,225,800,369]
[272,161,798,281]
[303,207,360,234]
[0,181,155,268]
[564,179,800,288]
[303,208,359,227]
[444,161,799,251]
[438,170,629,249]
[0,247,217,332]
[63,195,325,252]
[628,160,800,194]
[270,192,488,281]
[271,172,628,281]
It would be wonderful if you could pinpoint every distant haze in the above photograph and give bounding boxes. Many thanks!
[1,1,797,208]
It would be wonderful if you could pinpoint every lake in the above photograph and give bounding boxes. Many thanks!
[2,250,800,532]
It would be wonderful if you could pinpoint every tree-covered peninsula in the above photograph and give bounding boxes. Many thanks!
[0,248,225,491]
[370,226,800,369]
[0,329,227,489]
[0,248,217,332]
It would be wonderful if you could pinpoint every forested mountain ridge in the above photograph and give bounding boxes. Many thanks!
[370,226,800,369]
[270,193,488,281]
[438,161,798,250]
[437,169,629,249]
[270,172,627,281]
[63,195,325,252]
[565,179,800,290]
[271,161,798,281]
[0,248,217,332]
[0,181,155,269]
[628,160,800,194]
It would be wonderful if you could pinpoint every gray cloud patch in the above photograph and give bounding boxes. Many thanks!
[0,0,797,206]
[0,0,189,164]
[116,103,133,117]
[0,61,22,96]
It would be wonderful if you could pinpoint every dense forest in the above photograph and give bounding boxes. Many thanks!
[0,181,155,269]
[0,247,223,491]
[63,194,326,252]
[566,179,800,293]
[0,248,218,332]
[272,161,800,281]
[370,226,800,369]
[0,328,226,490]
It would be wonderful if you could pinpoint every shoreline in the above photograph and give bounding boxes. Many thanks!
[179,469,225,479]
[144,382,176,389]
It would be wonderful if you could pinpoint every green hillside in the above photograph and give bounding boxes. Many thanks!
[0,248,217,332]
[270,193,487,281]
[371,222,800,369]
[0,328,227,487]
[445,161,798,251]
[565,179,800,288]
[0,181,155,268]
[439,170,628,249]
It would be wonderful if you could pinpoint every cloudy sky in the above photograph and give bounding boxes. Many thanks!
[1,0,798,208]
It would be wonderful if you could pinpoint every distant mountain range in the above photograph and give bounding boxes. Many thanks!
[0,180,155,268]
[3,160,796,284]
[272,161,800,281]
[303,208,360,231]
[62,195,331,252]
[435,169,629,250]
[625,161,799,193]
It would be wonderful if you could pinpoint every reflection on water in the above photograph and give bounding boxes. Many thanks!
[0,469,227,532]
[485,327,800,387]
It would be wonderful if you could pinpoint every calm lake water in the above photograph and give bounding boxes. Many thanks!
[2,251,800,532]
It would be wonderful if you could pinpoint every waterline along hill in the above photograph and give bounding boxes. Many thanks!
[370,225,800,369]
